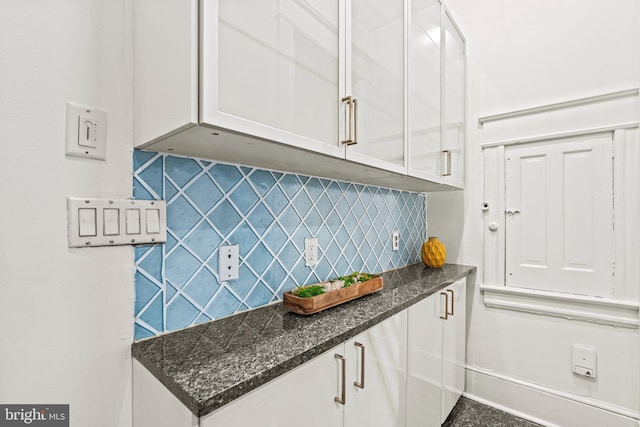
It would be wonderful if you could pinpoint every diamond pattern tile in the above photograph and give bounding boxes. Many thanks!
[230,181,259,212]
[167,196,201,239]
[133,150,427,339]
[185,174,222,213]
[165,156,202,187]
[208,200,242,235]
[210,163,242,192]
[165,246,200,288]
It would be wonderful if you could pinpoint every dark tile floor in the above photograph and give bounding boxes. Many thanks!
[443,397,543,427]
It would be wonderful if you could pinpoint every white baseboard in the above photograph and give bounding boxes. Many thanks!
[464,365,640,427]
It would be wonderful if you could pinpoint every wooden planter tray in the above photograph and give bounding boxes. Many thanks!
[283,276,383,315]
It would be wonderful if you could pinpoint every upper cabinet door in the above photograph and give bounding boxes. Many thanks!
[201,0,345,158]
[442,11,466,188]
[345,0,406,173]
[408,0,442,182]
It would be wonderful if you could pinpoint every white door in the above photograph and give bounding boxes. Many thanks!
[201,346,344,427]
[406,292,444,427]
[441,12,465,188]
[345,0,406,173]
[201,0,345,158]
[344,311,408,427]
[440,279,466,423]
[505,134,614,297]
[408,0,442,182]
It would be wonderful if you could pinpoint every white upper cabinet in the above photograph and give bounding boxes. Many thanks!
[345,0,406,173]
[408,0,442,182]
[201,0,345,158]
[133,0,465,192]
[408,3,466,189]
[442,11,466,188]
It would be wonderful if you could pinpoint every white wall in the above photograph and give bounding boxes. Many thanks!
[430,0,640,425]
[0,1,134,426]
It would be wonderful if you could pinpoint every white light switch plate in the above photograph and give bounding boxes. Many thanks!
[65,102,107,160]
[68,198,166,247]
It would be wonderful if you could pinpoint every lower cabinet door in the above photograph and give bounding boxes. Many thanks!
[344,311,408,427]
[200,346,344,427]
[441,279,466,422]
[406,291,444,427]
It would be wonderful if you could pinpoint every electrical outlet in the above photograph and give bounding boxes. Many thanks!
[218,245,239,281]
[392,230,400,251]
[305,237,319,267]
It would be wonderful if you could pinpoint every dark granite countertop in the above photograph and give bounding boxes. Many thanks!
[132,263,476,417]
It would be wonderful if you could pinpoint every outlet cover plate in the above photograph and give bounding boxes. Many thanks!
[305,237,319,267]
[219,245,240,281]
[392,230,400,251]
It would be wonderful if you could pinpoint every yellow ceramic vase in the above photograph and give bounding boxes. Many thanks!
[421,237,446,268]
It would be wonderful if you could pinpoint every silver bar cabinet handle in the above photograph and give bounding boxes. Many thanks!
[447,289,455,316]
[442,150,452,176]
[335,354,346,405]
[354,342,365,389]
[352,97,358,145]
[342,96,355,145]
[440,292,449,320]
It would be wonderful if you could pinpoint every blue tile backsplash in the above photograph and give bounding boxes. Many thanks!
[133,150,427,340]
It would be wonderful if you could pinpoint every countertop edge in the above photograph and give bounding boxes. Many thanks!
[132,345,201,415]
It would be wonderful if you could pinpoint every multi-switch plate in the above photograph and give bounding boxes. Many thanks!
[67,198,166,247]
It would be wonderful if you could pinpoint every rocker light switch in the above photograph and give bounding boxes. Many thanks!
[103,208,120,236]
[78,208,97,237]
[146,209,161,234]
[126,209,141,235]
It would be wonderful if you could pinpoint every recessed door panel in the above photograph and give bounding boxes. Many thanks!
[505,134,614,297]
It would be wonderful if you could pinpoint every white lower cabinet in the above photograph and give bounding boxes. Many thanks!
[134,286,466,427]
[343,311,408,427]
[202,310,408,427]
[200,348,343,427]
[407,279,466,426]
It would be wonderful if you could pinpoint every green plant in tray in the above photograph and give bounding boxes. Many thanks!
[292,272,379,297]
[291,285,325,298]
[337,272,378,287]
